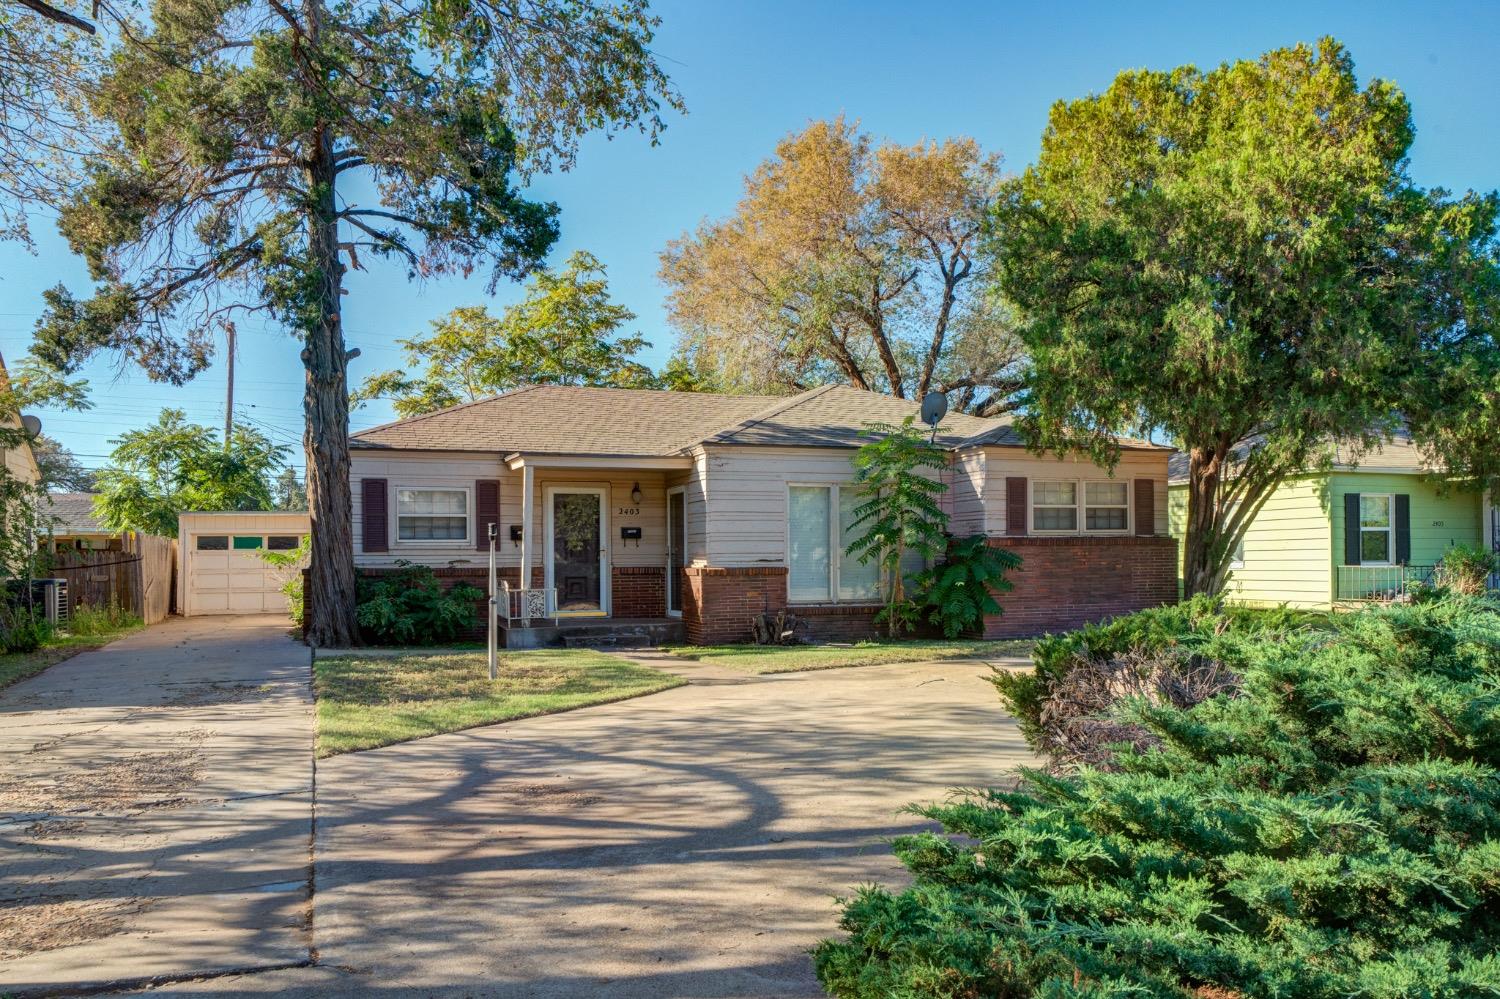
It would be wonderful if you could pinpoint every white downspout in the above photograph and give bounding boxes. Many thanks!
[520,462,535,626]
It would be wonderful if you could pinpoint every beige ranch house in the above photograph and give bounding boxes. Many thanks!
[348,384,1178,647]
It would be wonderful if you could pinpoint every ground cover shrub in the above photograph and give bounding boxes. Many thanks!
[355,563,484,645]
[992,595,1321,746]
[814,595,1500,998]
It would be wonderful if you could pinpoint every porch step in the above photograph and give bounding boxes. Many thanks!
[502,617,684,650]
[562,632,655,650]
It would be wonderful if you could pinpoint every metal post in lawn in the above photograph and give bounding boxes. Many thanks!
[487,522,498,681]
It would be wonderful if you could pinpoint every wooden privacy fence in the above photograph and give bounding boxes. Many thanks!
[48,534,177,624]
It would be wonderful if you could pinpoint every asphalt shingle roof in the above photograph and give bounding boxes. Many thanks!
[703,385,1001,448]
[1166,427,1433,484]
[351,383,1162,457]
[45,492,105,533]
[350,385,783,456]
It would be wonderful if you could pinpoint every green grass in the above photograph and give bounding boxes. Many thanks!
[0,604,145,691]
[663,638,1036,675]
[314,649,686,756]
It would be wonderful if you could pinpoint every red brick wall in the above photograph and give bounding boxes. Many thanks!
[681,566,885,644]
[611,566,665,619]
[682,566,786,644]
[980,536,1179,638]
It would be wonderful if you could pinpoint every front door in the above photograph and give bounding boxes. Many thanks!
[667,487,686,616]
[546,488,608,615]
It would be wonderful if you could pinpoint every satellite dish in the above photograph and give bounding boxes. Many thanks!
[20,415,41,439]
[919,391,948,428]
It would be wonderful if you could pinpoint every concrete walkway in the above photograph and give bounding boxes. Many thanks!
[164,657,1032,998]
[0,616,313,996]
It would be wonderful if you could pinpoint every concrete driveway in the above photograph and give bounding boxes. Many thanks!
[182,655,1033,998]
[0,616,312,995]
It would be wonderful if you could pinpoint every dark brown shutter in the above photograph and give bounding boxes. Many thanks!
[476,479,500,550]
[1394,494,1411,565]
[1134,479,1155,536]
[1343,492,1361,566]
[362,478,388,553]
[1005,477,1028,536]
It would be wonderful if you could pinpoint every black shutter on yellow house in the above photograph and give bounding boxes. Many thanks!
[1343,492,1361,566]
[476,480,500,551]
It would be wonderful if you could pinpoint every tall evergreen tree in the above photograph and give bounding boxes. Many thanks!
[31,0,679,643]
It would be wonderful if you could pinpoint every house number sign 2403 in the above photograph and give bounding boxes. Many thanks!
[617,506,640,517]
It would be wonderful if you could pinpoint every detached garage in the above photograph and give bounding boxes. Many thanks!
[178,511,312,616]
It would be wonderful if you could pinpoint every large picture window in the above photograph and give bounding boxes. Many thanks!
[1031,479,1132,534]
[788,483,906,604]
[1359,494,1393,564]
[397,488,469,541]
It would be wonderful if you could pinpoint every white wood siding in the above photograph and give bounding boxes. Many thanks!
[980,448,1170,536]
[950,450,986,536]
[700,446,867,567]
[352,451,676,570]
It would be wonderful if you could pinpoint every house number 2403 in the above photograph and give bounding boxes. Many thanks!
[617,506,640,517]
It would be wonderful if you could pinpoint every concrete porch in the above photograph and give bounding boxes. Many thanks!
[501,616,684,650]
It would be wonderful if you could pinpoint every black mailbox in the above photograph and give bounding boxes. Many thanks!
[621,526,643,541]
[509,525,523,542]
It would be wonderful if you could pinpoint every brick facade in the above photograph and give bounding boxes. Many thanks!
[610,565,666,619]
[680,565,885,645]
[979,535,1179,638]
[318,535,1179,646]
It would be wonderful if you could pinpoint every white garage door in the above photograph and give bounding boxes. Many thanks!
[185,532,304,615]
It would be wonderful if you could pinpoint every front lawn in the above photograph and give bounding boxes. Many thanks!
[314,649,685,756]
[0,606,145,692]
[663,638,1034,675]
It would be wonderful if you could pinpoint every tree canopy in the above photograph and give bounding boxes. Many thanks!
[27,0,680,643]
[94,409,288,537]
[354,250,656,418]
[660,117,1024,414]
[992,38,1500,597]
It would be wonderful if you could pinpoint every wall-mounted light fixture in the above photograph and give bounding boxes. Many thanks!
[630,482,643,504]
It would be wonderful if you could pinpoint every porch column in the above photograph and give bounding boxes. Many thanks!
[519,462,535,622]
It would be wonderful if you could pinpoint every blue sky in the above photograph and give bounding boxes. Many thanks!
[2,0,1496,478]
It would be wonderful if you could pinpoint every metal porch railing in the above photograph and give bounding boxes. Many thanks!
[497,582,557,624]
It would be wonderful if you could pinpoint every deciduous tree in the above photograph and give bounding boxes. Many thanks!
[29,0,680,643]
[354,251,655,418]
[94,409,287,537]
[661,118,1024,414]
[992,39,1500,597]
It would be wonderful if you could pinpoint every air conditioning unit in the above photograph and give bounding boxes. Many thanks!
[34,578,69,624]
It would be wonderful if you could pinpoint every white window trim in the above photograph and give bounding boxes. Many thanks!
[1358,492,1395,566]
[543,484,610,616]
[665,484,686,619]
[1028,478,1133,536]
[392,485,473,547]
[785,482,885,607]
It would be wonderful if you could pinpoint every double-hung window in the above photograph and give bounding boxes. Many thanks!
[1031,479,1132,534]
[787,484,897,603]
[396,488,469,542]
[1359,494,1393,564]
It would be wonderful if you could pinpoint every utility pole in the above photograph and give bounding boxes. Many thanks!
[224,322,236,449]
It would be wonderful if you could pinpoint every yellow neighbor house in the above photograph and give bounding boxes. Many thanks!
[1168,433,1493,609]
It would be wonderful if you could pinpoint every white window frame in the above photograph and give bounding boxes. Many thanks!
[785,482,889,606]
[1028,479,1133,536]
[1358,492,1395,566]
[393,485,473,547]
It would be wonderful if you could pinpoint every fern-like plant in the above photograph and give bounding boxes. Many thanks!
[918,535,1021,638]
[845,416,950,637]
